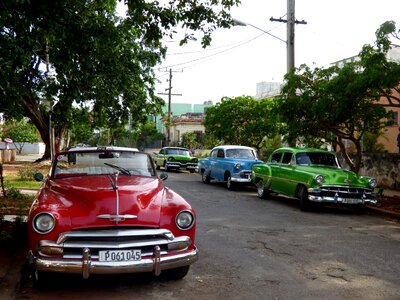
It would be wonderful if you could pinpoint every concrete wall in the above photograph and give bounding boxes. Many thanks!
[0,142,45,154]
[0,149,16,163]
[339,153,400,191]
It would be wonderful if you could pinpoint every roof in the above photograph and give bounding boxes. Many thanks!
[274,147,334,154]
[161,147,189,151]
[211,145,255,151]
[65,146,139,152]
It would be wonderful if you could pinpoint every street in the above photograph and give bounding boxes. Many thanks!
[15,171,400,299]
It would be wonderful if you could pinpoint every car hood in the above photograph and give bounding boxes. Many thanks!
[45,175,164,228]
[295,165,370,186]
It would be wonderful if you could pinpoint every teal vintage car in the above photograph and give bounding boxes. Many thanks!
[251,147,378,211]
[154,147,198,173]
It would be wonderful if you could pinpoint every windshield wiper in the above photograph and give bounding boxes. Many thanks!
[104,163,131,176]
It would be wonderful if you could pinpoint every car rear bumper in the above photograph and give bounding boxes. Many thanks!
[28,247,198,279]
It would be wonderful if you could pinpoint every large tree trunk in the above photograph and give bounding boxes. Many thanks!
[22,95,51,160]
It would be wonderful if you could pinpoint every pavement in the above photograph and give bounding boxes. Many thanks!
[0,154,399,299]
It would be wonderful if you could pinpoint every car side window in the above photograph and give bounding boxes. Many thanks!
[210,150,217,158]
[270,152,281,163]
[217,149,225,158]
[281,152,293,164]
[159,149,164,155]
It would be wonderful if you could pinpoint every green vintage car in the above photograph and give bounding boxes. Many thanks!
[251,147,378,211]
[154,147,198,173]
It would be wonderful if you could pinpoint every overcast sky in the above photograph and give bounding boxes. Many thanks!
[152,0,400,104]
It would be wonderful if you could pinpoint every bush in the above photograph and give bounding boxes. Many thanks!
[18,167,39,181]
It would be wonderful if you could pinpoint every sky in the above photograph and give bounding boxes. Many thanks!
[150,1,400,105]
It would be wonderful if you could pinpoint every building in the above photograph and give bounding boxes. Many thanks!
[155,101,213,146]
[170,113,205,145]
[255,81,282,99]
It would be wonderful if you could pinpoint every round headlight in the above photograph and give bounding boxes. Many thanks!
[33,213,55,234]
[168,157,175,161]
[234,163,241,170]
[314,174,325,184]
[192,158,198,163]
[176,210,194,230]
[368,178,377,188]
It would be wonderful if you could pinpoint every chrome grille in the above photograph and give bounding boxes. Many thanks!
[49,228,181,259]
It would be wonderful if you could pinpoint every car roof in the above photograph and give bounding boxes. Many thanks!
[274,147,334,154]
[162,147,189,150]
[211,145,255,151]
[65,146,139,152]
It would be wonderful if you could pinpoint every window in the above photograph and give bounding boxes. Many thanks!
[217,149,225,158]
[282,152,293,164]
[270,152,282,163]
[392,111,399,125]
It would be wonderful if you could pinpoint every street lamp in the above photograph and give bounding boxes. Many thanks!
[233,19,286,44]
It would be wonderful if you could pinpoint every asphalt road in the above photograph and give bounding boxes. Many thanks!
[14,171,400,299]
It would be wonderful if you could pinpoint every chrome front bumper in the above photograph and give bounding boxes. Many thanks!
[166,162,198,170]
[308,186,377,206]
[231,170,252,183]
[28,247,198,279]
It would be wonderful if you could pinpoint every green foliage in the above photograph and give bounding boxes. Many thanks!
[17,167,39,181]
[0,0,239,158]
[363,131,387,153]
[276,21,400,173]
[203,96,280,151]
[133,121,164,149]
[0,119,40,153]
[181,132,199,150]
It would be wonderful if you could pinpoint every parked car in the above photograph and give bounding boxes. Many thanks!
[153,147,198,173]
[198,145,263,190]
[251,147,378,211]
[28,146,198,283]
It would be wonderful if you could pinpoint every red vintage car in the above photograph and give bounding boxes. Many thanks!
[27,146,198,283]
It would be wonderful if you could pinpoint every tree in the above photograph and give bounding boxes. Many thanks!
[134,121,164,150]
[1,119,40,154]
[276,22,400,173]
[181,132,199,151]
[203,96,280,152]
[0,0,240,159]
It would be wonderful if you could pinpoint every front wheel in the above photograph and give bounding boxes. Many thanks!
[202,171,210,183]
[298,185,312,211]
[163,161,169,172]
[162,265,190,280]
[256,180,269,199]
[226,175,235,190]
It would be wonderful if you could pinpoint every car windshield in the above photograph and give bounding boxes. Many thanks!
[226,149,256,159]
[53,151,156,178]
[295,152,338,167]
[165,149,190,156]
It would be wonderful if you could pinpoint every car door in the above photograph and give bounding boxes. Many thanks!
[209,148,225,181]
[276,151,298,197]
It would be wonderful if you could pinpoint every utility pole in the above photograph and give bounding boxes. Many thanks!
[158,68,182,146]
[270,0,307,73]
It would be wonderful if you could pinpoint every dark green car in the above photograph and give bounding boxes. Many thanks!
[154,147,198,173]
[251,147,377,211]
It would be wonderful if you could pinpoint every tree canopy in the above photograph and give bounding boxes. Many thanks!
[0,0,240,159]
[203,96,279,151]
[276,21,400,173]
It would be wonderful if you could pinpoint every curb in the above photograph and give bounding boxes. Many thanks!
[366,206,400,220]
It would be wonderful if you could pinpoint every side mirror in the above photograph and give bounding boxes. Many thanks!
[34,172,44,182]
[159,172,168,181]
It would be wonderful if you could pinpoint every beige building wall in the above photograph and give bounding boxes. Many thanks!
[170,121,204,144]
[377,88,400,153]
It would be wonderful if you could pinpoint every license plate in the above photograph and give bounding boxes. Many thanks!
[341,198,361,204]
[99,250,141,262]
